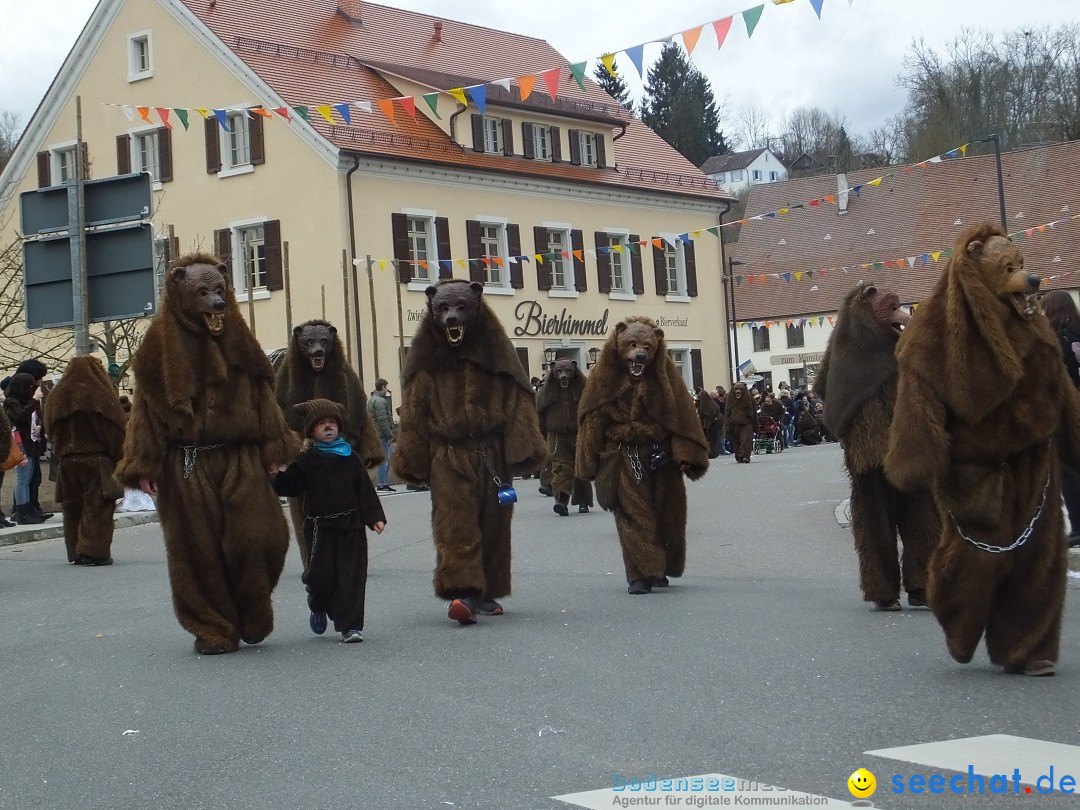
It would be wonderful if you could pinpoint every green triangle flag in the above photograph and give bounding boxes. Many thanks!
[569,61,587,91]
[707,226,720,237]
[626,242,639,254]
[174,108,190,131]
[743,5,765,37]
[735,276,743,286]
[422,93,442,120]
[294,105,310,121]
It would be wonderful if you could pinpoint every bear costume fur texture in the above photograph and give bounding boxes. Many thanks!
[392,280,546,622]
[814,282,941,610]
[884,224,1080,675]
[576,317,709,593]
[724,382,757,463]
[44,356,127,564]
[536,359,593,515]
[275,319,383,567]
[116,253,301,654]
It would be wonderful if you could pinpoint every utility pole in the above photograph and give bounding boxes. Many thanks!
[71,95,90,356]
[974,134,1008,231]
[727,257,745,384]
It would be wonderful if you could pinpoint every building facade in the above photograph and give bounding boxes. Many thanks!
[700,148,787,196]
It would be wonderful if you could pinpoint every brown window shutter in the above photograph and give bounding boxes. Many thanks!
[158,128,173,182]
[515,346,530,378]
[684,240,698,297]
[80,142,90,179]
[501,119,514,156]
[568,129,581,165]
[571,229,586,292]
[214,228,233,275]
[691,349,704,391]
[391,213,412,283]
[629,234,644,295]
[116,135,131,175]
[205,117,221,173]
[170,231,180,265]
[263,220,283,291]
[435,217,453,279]
[549,126,562,162]
[36,152,51,187]
[470,114,485,153]
[594,232,611,294]
[595,134,607,168]
[521,123,535,159]
[507,224,524,289]
[465,220,485,284]
[652,240,667,296]
[249,111,265,165]
[533,227,552,291]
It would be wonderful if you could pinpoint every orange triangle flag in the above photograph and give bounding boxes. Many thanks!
[651,238,665,250]
[519,75,537,102]
[376,98,396,125]
[682,26,703,54]
[541,67,561,102]
[251,107,273,118]
[572,250,583,261]
[137,106,153,125]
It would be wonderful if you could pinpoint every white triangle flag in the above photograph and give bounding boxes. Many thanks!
[493,78,512,93]
[354,101,372,113]
[121,105,137,121]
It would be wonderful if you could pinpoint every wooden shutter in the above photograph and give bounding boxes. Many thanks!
[595,232,611,294]
[391,213,412,283]
[549,126,562,162]
[652,240,668,295]
[158,127,173,182]
[507,224,523,289]
[533,227,552,291]
[595,134,607,168]
[263,219,283,291]
[214,228,232,274]
[116,136,131,175]
[691,349,704,391]
[36,152,50,187]
[435,217,452,279]
[470,114,485,153]
[249,111,265,166]
[629,234,644,295]
[501,119,514,156]
[571,229,586,292]
[685,240,698,297]
[568,129,581,165]
[465,220,485,283]
[204,117,221,173]
[515,346,530,378]
[522,123,535,159]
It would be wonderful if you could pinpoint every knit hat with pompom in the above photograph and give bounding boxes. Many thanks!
[292,398,346,438]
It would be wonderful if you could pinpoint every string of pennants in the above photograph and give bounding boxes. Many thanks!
[737,208,1080,330]
[108,0,851,130]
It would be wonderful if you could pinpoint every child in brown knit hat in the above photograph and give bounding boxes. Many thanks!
[272,398,386,642]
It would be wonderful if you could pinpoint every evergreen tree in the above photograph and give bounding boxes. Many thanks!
[593,59,632,111]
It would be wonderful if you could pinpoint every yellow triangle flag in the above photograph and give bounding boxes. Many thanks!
[960,144,968,156]
[195,108,211,119]
[600,54,617,78]
[612,244,624,254]
[682,26,703,54]
[931,252,942,262]
[457,259,467,269]
[378,259,387,271]
[692,230,702,238]
[448,87,468,106]
[867,177,883,186]
[316,105,335,124]
[795,272,803,281]
[518,75,537,102]
[778,207,790,215]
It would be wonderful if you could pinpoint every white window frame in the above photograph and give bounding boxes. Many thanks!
[578,131,596,167]
[786,323,805,349]
[730,170,742,181]
[602,227,634,301]
[532,125,550,161]
[543,221,577,299]
[475,215,513,295]
[667,344,694,392]
[218,110,254,178]
[769,171,778,181]
[482,117,502,154]
[752,169,763,181]
[404,208,439,291]
[127,30,153,83]
[48,140,78,184]
[227,216,271,302]
[660,234,689,303]
[127,124,163,190]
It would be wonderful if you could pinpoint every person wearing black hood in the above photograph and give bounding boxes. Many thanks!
[3,373,46,524]
[1042,290,1080,547]
[12,359,53,520]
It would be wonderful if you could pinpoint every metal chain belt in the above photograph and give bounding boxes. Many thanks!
[950,473,1050,554]
[181,443,225,479]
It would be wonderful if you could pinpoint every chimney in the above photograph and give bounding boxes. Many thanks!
[433,20,443,43]
[337,0,362,25]
[836,172,850,215]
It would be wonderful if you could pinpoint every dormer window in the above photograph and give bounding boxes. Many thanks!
[568,129,605,168]
[471,115,513,156]
[127,31,153,82]
[522,123,561,162]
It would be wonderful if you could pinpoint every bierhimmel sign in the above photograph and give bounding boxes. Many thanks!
[513,300,609,337]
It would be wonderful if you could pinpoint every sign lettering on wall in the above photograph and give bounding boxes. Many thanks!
[513,300,609,337]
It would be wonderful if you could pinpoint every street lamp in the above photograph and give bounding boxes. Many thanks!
[972,133,1008,231]
[543,346,558,371]
[586,346,600,369]
[725,258,746,384]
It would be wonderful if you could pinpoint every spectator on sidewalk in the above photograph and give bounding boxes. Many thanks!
[367,378,396,492]
[3,373,46,525]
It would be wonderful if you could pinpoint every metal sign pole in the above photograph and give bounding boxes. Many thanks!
[72,95,90,355]
[365,254,380,379]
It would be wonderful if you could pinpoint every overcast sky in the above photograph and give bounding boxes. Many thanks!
[2,0,1077,146]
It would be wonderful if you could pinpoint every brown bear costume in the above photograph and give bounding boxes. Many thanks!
[275,319,383,567]
[696,387,724,459]
[814,283,941,611]
[393,280,547,625]
[116,253,301,655]
[576,317,709,594]
[725,382,757,463]
[885,223,1080,676]
[44,356,127,565]
[536,358,593,516]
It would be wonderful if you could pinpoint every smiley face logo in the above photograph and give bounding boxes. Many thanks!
[847,768,876,798]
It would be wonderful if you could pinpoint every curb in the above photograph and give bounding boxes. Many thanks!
[0,512,159,548]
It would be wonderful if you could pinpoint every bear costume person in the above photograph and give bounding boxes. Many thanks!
[275,319,383,567]
[724,382,757,463]
[392,280,547,625]
[814,282,941,611]
[116,253,301,655]
[536,358,593,516]
[576,317,709,594]
[885,223,1080,676]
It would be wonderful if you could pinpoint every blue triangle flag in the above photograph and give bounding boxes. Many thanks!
[467,84,487,116]
[334,103,352,125]
[625,44,645,79]
[809,0,825,19]
[214,109,230,131]
[440,260,452,272]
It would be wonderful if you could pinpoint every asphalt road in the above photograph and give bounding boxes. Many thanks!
[1,443,1078,810]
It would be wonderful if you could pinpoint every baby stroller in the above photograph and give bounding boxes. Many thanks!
[753,415,783,454]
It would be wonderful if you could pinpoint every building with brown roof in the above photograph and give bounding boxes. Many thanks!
[0,0,736,389]
[727,139,1080,391]
[700,147,787,195]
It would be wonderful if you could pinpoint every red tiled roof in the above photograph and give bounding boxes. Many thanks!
[180,0,731,202]
[730,140,1080,321]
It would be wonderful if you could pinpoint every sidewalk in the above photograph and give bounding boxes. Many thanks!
[0,510,159,548]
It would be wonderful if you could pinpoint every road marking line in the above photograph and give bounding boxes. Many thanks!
[866,734,1080,784]
[553,772,853,808]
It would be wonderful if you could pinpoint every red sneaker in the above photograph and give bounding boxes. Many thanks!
[447,598,477,625]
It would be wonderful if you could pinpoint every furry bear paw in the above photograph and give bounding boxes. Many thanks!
[873,599,902,612]
[193,637,238,655]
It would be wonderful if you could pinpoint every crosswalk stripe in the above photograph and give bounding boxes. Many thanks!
[553,772,853,808]
[866,734,1080,786]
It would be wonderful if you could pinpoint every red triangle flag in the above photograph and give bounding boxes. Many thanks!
[541,67,561,102]
[398,96,417,118]
[274,107,291,121]
[155,108,173,129]
[712,16,734,49]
